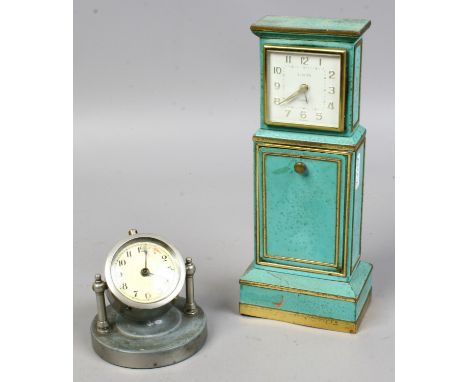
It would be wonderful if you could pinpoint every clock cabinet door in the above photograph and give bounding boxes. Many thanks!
[255,145,348,276]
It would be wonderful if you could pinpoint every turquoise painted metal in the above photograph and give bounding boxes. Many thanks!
[239,16,373,333]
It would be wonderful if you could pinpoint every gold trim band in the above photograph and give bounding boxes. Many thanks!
[252,134,366,152]
[239,289,372,334]
[239,279,356,302]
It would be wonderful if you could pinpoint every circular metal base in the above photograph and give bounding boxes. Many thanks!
[91,297,207,368]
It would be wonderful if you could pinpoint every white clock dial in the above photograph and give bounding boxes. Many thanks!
[265,47,344,130]
[106,238,185,308]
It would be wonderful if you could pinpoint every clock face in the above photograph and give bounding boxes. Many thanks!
[105,236,185,309]
[264,46,346,131]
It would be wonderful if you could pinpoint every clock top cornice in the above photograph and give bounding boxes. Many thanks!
[251,16,371,39]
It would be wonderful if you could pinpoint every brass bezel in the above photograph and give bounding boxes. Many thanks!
[263,45,347,132]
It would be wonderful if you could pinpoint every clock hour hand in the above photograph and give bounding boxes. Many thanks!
[147,272,170,282]
[143,269,170,283]
[278,84,309,105]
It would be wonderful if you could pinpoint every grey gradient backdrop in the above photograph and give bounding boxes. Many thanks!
[74,1,394,381]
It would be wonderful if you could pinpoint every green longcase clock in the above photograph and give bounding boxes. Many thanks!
[239,16,373,333]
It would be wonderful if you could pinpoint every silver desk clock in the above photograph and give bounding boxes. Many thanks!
[90,229,207,368]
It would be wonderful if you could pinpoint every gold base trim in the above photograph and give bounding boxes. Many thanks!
[239,289,372,334]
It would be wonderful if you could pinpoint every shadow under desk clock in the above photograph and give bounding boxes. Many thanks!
[90,229,207,368]
[239,16,373,333]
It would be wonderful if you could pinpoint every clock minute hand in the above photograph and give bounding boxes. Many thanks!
[140,248,151,277]
[278,84,309,105]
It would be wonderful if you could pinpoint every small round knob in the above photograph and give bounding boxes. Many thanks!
[92,273,107,293]
[128,229,138,236]
[294,162,307,174]
[185,257,196,276]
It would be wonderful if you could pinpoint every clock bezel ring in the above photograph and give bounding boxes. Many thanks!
[104,233,186,310]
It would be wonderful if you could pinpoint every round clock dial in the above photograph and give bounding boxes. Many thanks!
[265,46,345,130]
[104,235,186,309]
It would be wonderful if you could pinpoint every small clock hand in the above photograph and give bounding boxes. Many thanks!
[141,248,150,276]
[149,272,169,283]
[146,270,170,283]
[278,89,301,105]
[278,84,309,105]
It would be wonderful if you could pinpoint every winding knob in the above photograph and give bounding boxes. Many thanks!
[294,162,307,174]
